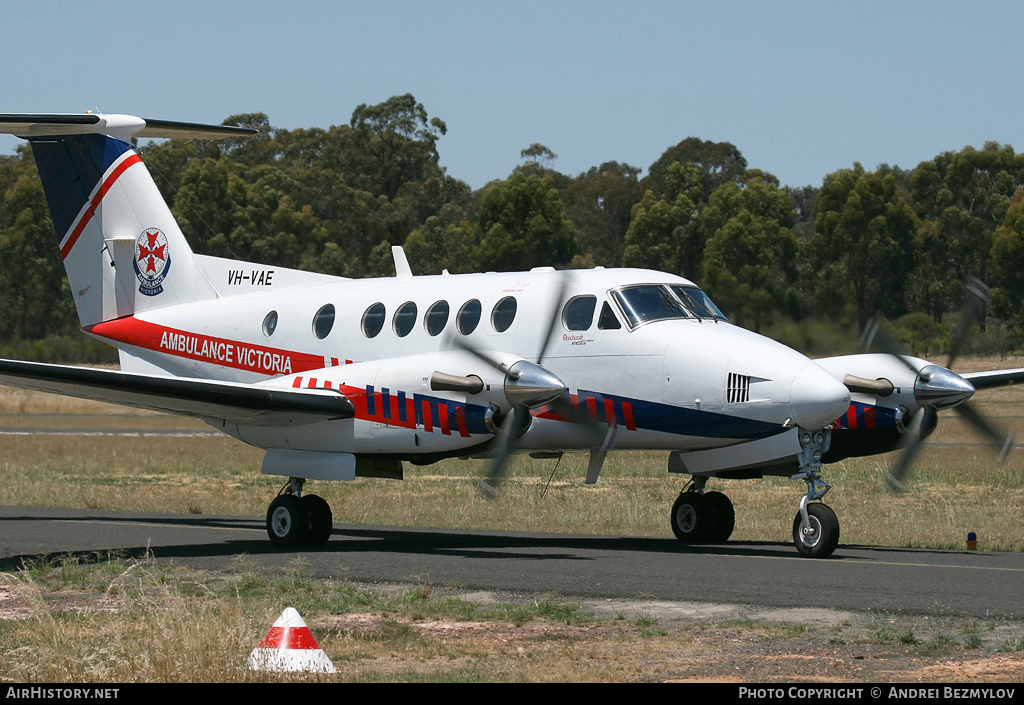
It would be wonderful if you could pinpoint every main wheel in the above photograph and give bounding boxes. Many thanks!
[792,503,840,558]
[671,492,708,542]
[302,494,333,546]
[703,491,735,543]
[267,494,308,547]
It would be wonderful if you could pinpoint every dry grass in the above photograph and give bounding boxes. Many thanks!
[1,555,1022,683]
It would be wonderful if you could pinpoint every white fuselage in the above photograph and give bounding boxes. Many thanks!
[86,265,849,461]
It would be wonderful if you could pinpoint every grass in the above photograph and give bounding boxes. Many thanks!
[2,554,1021,683]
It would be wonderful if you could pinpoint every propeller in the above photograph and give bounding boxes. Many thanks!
[864,277,1014,493]
[448,272,599,498]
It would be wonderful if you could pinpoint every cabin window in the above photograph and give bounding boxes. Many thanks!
[424,300,450,336]
[393,301,418,337]
[262,310,278,337]
[312,304,335,339]
[562,295,597,331]
[597,301,622,330]
[361,302,386,338]
[670,285,728,321]
[491,296,517,333]
[611,285,690,329]
[457,299,482,335]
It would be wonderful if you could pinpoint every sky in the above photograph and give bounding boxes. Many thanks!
[2,1,1023,190]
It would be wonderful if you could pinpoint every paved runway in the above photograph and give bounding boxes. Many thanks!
[1,505,1021,618]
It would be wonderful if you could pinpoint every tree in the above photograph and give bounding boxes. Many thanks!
[700,171,799,330]
[349,94,447,203]
[520,143,558,168]
[645,137,747,203]
[622,162,703,275]
[473,172,576,271]
[807,164,918,328]
[563,161,643,267]
[909,143,1024,311]
[989,188,1024,332]
[0,175,76,339]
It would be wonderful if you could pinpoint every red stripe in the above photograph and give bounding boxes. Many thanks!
[258,626,321,650]
[455,406,469,437]
[622,401,636,431]
[846,405,857,429]
[60,154,143,260]
[87,316,333,377]
[864,406,875,430]
[438,405,450,435]
[604,398,616,427]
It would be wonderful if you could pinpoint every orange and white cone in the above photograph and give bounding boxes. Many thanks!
[246,607,336,673]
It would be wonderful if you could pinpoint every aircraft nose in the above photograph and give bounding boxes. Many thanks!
[789,364,852,429]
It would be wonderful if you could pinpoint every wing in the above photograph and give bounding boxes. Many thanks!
[0,359,353,426]
[962,368,1024,390]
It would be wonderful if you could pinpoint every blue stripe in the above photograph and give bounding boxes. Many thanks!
[29,134,134,240]
[577,389,783,440]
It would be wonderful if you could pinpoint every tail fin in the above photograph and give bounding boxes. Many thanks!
[0,113,256,327]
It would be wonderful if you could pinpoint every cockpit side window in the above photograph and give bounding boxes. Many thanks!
[597,301,621,330]
[611,285,690,329]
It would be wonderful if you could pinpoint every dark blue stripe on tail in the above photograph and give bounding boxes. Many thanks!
[28,133,134,241]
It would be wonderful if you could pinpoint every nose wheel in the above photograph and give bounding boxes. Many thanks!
[792,502,839,558]
[266,478,334,548]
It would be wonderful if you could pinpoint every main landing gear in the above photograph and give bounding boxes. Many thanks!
[670,477,735,543]
[266,477,334,547]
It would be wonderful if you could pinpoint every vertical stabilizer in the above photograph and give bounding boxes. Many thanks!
[0,112,257,329]
[29,133,197,326]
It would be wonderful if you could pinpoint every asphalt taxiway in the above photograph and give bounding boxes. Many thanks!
[1,505,1020,618]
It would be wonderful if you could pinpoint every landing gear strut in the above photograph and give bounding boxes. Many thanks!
[790,429,840,558]
[670,477,735,543]
[266,477,334,548]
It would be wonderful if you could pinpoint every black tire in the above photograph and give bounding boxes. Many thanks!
[792,503,840,558]
[302,494,333,546]
[703,491,735,543]
[266,494,308,547]
[670,492,707,542]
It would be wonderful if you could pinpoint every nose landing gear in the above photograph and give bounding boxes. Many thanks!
[790,429,840,558]
[266,477,334,548]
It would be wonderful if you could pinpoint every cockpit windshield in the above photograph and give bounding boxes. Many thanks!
[610,283,728,329]
[611,285,690,328]
[670,285,728,321]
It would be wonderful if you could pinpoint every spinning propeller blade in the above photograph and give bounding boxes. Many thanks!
[451,271,598,498]
[867,277,1012,493]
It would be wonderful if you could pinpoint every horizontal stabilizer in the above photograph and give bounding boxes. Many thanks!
[0,113,257,141]
[0,359,353,426]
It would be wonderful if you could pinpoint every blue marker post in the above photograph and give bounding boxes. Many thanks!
[967,531,978,550]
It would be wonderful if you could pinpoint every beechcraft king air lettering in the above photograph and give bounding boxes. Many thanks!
[1,112,1022,558]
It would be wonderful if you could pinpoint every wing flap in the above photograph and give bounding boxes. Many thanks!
[0,359,353,426]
